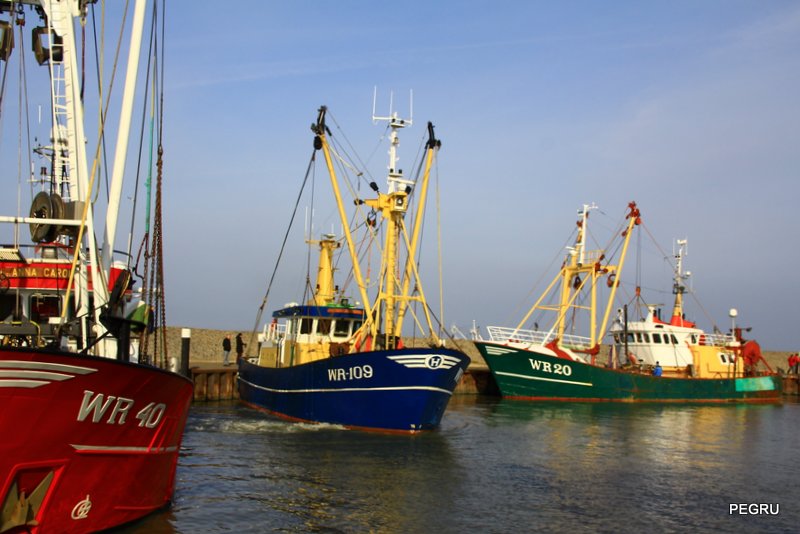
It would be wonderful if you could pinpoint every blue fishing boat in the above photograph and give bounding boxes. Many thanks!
[238,106,470,432]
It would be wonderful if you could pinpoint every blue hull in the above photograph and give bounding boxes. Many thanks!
[237,348,470,432]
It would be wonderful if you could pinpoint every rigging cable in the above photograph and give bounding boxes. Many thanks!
[141,0,166,366]
[247,150,318,356]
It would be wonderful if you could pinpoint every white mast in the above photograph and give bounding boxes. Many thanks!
[372,89,414,194]
[42,0,105,344]
[101,0,148,294]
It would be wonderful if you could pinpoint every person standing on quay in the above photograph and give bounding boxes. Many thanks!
[788,353,799,374]
[222,334,232,366]
[236,333,246,364]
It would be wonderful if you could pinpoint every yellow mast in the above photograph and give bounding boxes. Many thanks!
[307,235,340,306]
[393,122,440,342]
[312,108,375,342]
[311,106,440,351]
[516,202,641,352]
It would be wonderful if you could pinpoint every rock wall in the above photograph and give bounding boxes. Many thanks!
[161,326,791,373]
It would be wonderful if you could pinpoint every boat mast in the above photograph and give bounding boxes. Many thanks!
[308,235,340,306]
[556,204,599,345]
[312,104,440,351]
[100,0,148,298]
[371,102,411,349]
[519,202,640,352]
[393,121,440,340]
[670,239,690,325]
[40,0,105,346]
[368,100,440,349]
[312,107,375,334]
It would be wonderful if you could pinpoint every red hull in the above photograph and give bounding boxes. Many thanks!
[0,348,193,533]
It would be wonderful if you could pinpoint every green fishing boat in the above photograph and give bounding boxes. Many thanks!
[474,202,781,403]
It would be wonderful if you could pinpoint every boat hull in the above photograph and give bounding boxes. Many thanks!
[0,347,193,533]
[475,342,782,402]
[238,348,470,432]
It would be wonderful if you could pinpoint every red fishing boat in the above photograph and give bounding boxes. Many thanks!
[0,1,192,532]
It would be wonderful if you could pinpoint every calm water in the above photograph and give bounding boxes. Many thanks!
[122,397,799,533]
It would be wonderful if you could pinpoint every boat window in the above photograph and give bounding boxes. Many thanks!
[670,335,678,344]
[0,294,16,321]
[652,333,662,344]
[636,333,643,343]
[333,320,350,337]
[643,333,650,343]
[353,320,363,332]
[690,334,698,344]
[626,333,635,343]
[30,294,60,323]
[317,319,331,335]
[720,353,728,364]
[299,318,313,335]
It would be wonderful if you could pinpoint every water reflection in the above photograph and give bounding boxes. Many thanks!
[122,398,799,533]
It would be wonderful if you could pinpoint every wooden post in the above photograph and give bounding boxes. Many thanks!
[181,328,191,377]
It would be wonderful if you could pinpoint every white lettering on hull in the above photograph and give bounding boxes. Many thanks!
[77,390,166,427]
[327,365,374,382]
[529,358,573,377]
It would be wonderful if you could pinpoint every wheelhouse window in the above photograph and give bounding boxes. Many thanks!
[317,319,331,335]
[299,318,313,335]
[30,294,60,323]
[0,294,17,321]
[333,319,350,337]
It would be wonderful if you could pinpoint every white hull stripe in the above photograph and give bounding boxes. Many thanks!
[0,360,97,374]
[495,370,593,387]
[71,444,179,453]
[0,370,76,381]
[0,360,98,388]
[0,379,49,388]
[239,377,453,396]
[483,346,518,355]
[386,354,462,370]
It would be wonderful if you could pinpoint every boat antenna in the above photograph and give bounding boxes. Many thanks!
[371,88,414,194]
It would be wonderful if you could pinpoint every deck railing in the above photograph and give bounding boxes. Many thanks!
[486,326,592,348]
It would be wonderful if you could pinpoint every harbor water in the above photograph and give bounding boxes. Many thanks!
[123,397,799,533]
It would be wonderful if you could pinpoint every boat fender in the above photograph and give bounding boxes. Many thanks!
[313,135,322,150]
[607,273,616,288]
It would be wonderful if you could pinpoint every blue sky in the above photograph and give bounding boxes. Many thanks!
[2,2,799,350]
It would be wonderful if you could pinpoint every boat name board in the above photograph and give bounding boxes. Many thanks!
[529,358,573,377]
[77,390,166,428]
[327,365,374,382]
[1,265,71,279]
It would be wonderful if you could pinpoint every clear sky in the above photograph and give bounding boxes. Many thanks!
[2,1,799,350]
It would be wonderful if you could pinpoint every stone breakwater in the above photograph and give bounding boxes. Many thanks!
[160,327,486,367]
[161,326,792,374]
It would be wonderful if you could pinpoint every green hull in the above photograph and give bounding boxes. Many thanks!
[475,342,782,402]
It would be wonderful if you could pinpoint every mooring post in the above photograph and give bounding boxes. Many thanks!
[181,328,191,377]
